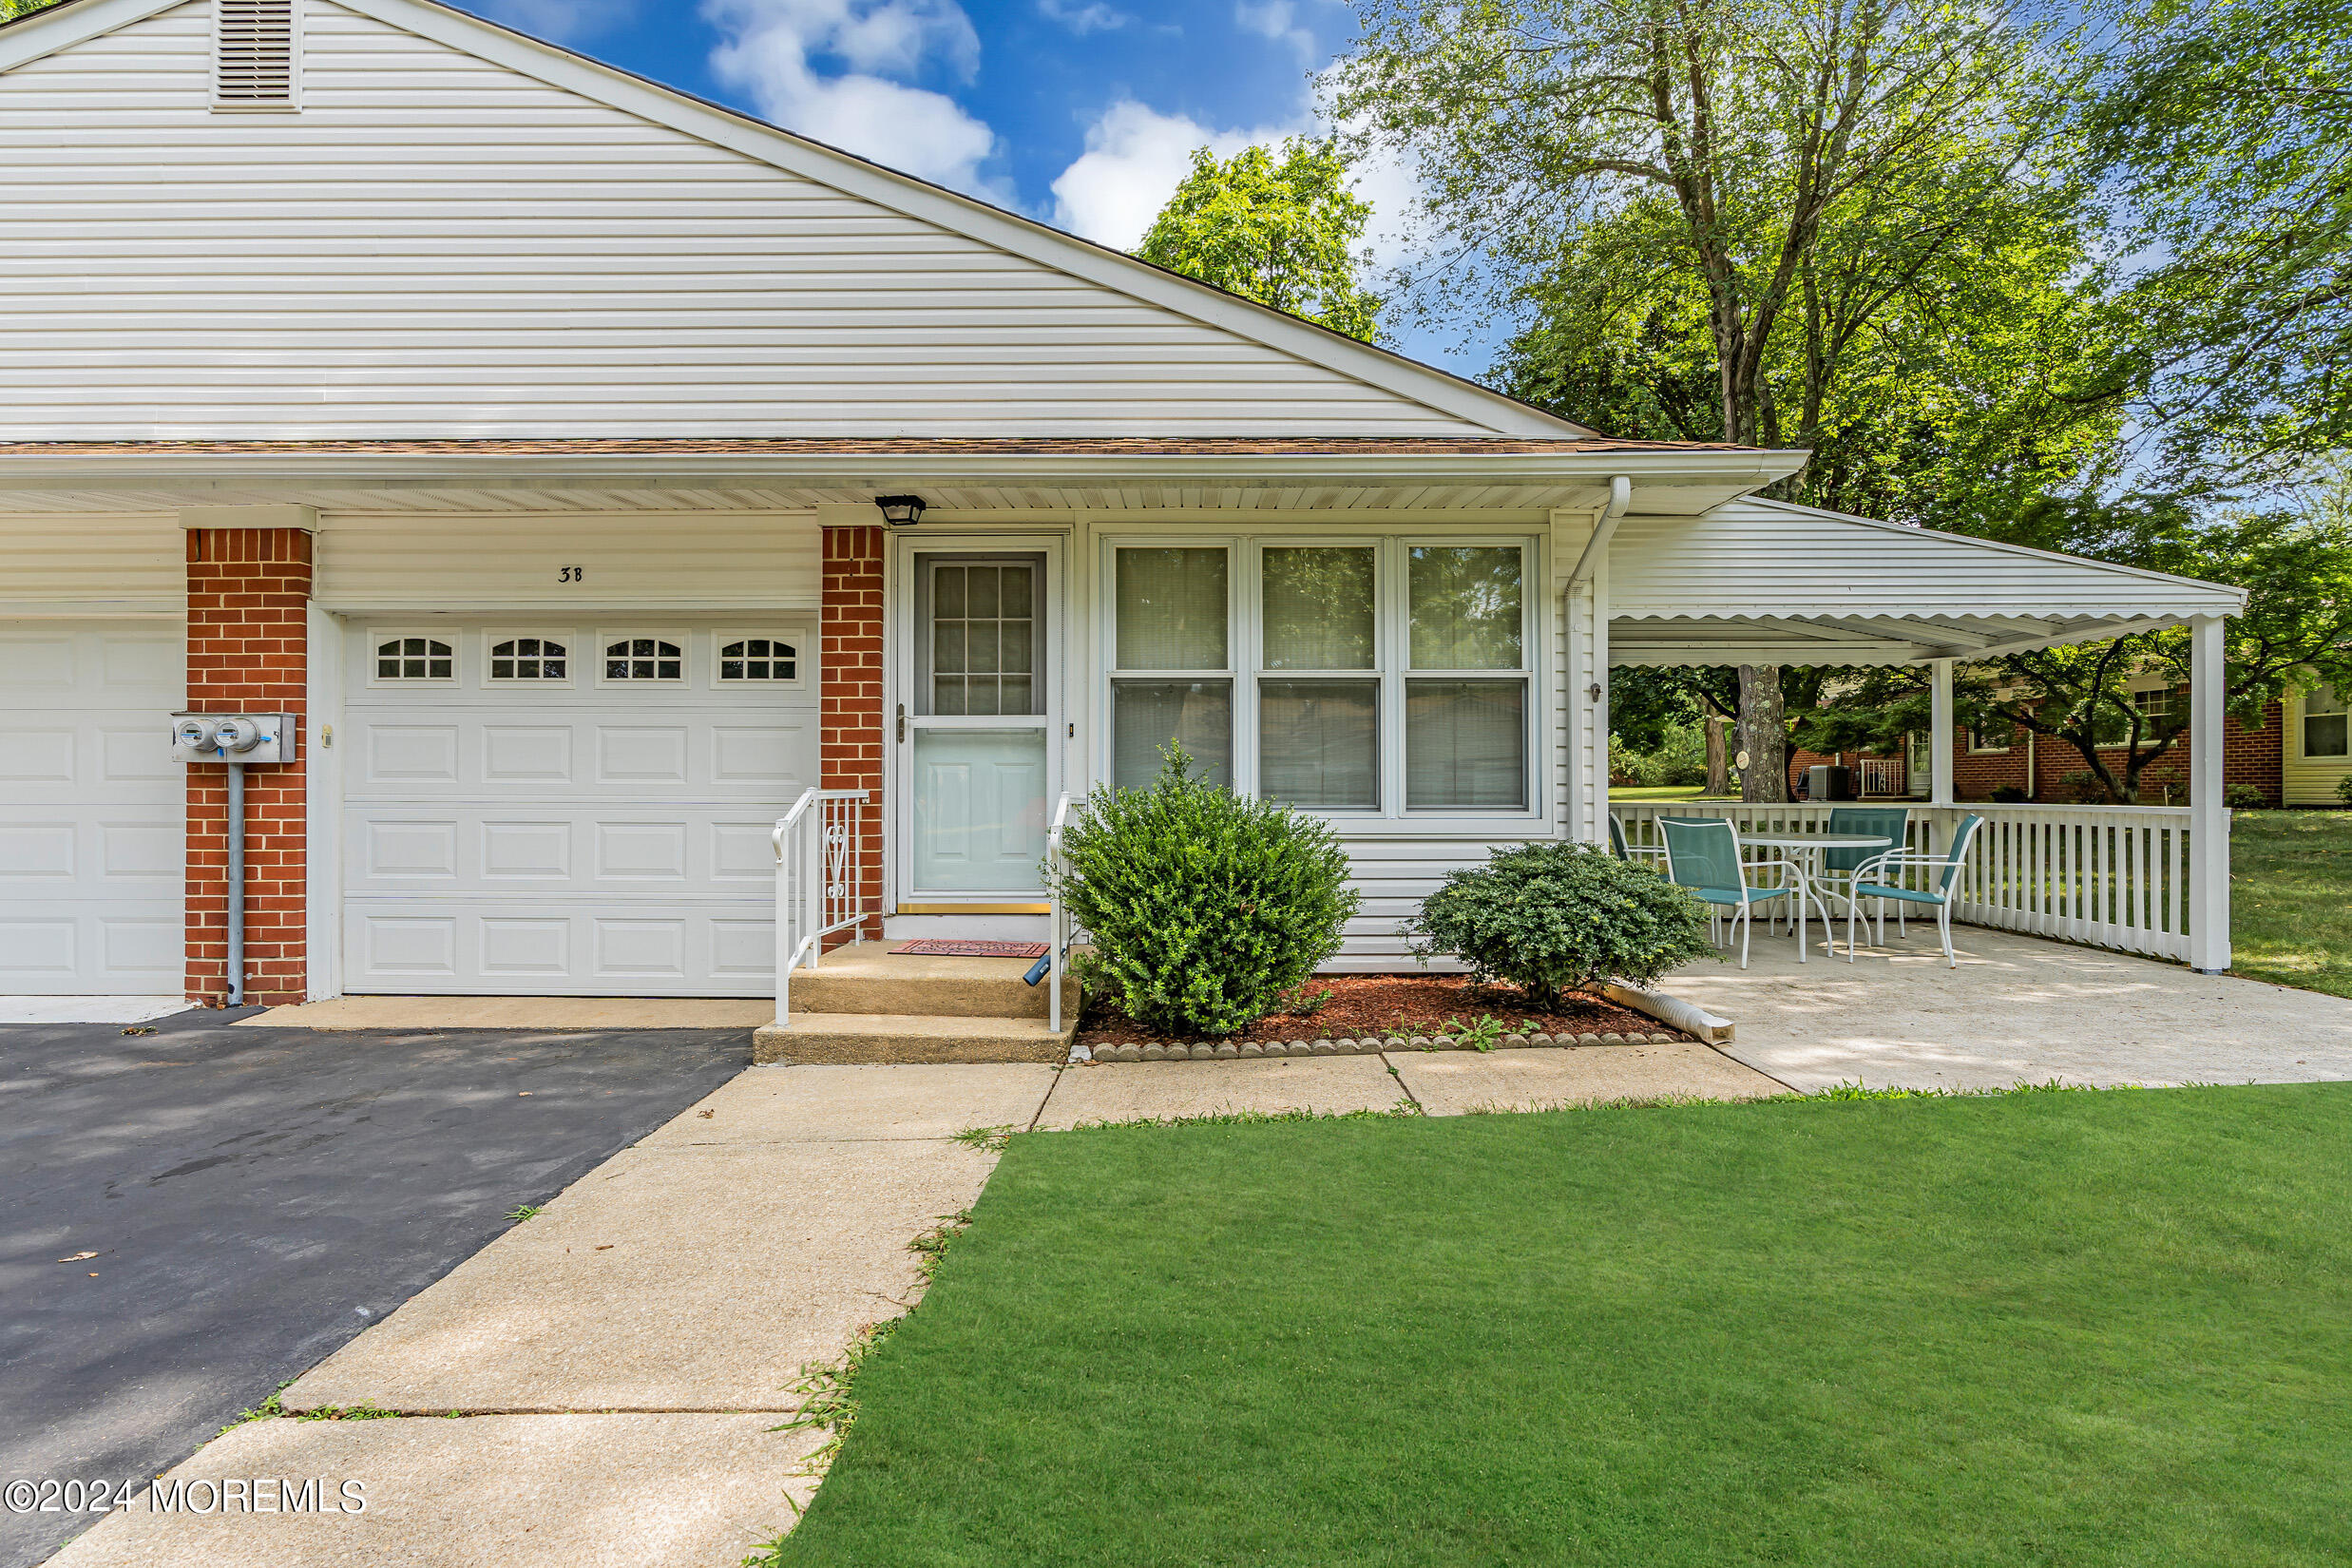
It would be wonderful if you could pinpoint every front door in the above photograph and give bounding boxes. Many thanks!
[897,549,1058,909]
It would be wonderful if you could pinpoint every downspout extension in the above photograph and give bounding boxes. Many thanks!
[226,760,246,1007]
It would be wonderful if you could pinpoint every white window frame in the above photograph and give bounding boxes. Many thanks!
[2297,682,2348,761]
[1097,528,1547,832]
[595,630,689,687]
[1967,722,2011,754]
[714,628,811,689]
[365,627,459,688]
[1104,541,1238,791]
[483,629,575,687]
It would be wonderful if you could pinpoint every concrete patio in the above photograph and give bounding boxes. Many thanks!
[1659,925,2352,1092]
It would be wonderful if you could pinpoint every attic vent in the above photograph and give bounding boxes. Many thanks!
[213,0,299,110]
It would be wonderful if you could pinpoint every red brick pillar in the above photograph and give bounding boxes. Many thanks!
[184,524,313,1004]
[822,525,886,944]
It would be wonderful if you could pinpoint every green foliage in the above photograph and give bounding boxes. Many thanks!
[0,0,66,17]
[2083,0,2352,478]
[2224,783,2270,810]
[1611,722,1710,788]
[2338,776,2352,807]
[1405,841,1712,1008]
[1136,138,1384,342]
[1053,748,1359,1038]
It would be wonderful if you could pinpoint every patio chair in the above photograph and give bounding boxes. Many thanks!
[1658,816,1798,969]
[1812,805,1910,926]
[1845,813,1989,968]
[1607,813,1668,865]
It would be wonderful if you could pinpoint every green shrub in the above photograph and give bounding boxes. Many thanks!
[2337,774,2352,806]
[1053,749,1358,1038]
[1403,842,1714,1008]
[2223,783,2270,810]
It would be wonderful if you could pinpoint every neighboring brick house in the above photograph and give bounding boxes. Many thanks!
[1790,683,2350,807]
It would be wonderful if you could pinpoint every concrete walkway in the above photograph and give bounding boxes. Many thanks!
[1660,926,2352,1092]
[48,1043,1778,1566]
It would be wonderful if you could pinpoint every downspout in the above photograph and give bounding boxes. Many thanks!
[1569,476,1632,588]
[1569,478,1631,844]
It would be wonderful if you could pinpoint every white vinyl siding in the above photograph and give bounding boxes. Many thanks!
[0,0,1500,439]
[0,514,183,611]
[312,511,820,611]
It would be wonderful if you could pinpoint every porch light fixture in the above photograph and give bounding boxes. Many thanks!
[874,494,927,527]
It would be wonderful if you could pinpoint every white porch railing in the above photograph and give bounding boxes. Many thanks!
[1612,800,2210,963]
[771,787,873,1025]
[1044,792,1075,1034]
[1856,757,1905,797]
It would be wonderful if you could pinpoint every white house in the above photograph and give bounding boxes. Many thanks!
[0,0,2247,1015]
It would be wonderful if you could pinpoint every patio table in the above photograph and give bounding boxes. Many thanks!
[1735,832,1895,962]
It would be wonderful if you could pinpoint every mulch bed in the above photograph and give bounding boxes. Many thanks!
[1074,973,1688,1051]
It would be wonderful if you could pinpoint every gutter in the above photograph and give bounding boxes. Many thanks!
[1568,475,1632,585]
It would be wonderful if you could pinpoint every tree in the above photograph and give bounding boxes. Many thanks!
[1794,478,2352,802]
[1136,139,1385,342]
[0,0,66,15]
[2082,0,2352,482]
[1337,0,2054,796]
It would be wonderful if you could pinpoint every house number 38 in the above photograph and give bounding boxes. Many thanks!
[558,565,585,583]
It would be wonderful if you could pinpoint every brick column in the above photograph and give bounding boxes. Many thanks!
[184,523,314,1004]
[821,525,886,944]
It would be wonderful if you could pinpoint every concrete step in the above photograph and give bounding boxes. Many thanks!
[754,1012,1076,1066]
[785,943,1077,1020]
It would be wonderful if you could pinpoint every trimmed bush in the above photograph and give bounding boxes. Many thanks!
[1403,842,1713,1008]
[2223,783,2270,810]
[1053,750,1358,1039]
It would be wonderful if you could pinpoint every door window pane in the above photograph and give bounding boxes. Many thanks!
[1409,545,1522,669]
[1113,679,1233,789]
[2306,684,2349,757]
[1117,548,1227,670]
[1259,679,1378,809]
[927,562,1039,717]
[911,728,1049,893]
[1406,679,1527,809]
[1261,547,1374,670]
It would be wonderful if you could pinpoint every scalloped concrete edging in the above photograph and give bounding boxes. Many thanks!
[1080,1028,1687,1063]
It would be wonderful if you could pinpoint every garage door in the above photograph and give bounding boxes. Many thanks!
[0,620,185,994]
[341,621,815,995]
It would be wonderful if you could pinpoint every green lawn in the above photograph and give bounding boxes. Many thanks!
[772,1088,2352,1567]
[2230,811,2352,1000]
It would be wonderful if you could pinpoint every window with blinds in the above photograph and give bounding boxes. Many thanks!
[214,0,299,110]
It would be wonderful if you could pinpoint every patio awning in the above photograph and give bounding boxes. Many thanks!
[1607,500,2247,665]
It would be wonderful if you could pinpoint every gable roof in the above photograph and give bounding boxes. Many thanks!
[0,0,1595,442]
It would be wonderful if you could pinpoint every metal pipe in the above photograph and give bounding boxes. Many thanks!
[226,760,246,1007]
[1568,475,1633,586]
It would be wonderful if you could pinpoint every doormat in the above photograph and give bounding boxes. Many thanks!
[891,940,1051,959]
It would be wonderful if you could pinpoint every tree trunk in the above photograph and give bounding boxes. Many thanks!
[1703,713,1731,796]
[1737,664,1788,803]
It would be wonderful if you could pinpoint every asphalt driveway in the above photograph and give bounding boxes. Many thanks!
[0,1007,750,1568]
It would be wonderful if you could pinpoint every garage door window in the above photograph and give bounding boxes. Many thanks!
[602,637,682,682]
[488,636,567,681]
[718,637,798,682]
[375,636,453,681]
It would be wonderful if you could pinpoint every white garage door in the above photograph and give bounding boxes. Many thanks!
[342,620,815,995]
[0,620,184,994]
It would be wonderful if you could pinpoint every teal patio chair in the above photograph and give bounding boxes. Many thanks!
[1845,813,1989,968]
[1813,805,1910,927]
[1658,816,1797,969]
[1607,813,1668,865]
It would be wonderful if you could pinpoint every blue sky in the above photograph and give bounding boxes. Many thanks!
[456,0,1483,368]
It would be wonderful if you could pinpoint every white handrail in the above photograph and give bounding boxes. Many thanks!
[1045,791,1075,1035]
[772,787,874,1029]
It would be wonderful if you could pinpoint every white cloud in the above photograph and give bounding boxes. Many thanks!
[1234,0,1314,60]
[478,0,641,41]
[1036,0,1127,33]
[1049,100,1299,248]
[703,0,1002,196]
